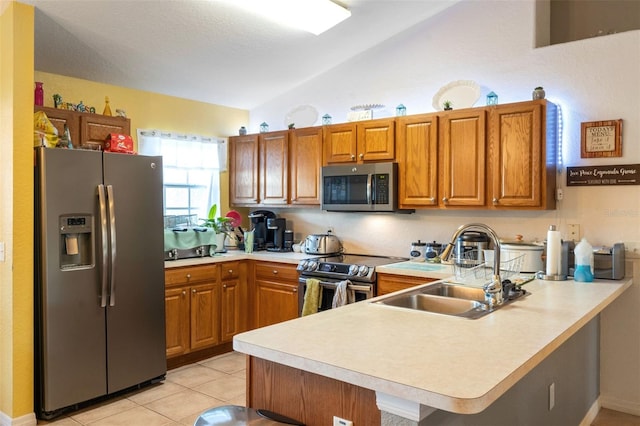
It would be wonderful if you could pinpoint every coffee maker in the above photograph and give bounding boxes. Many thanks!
[266,218,288,252]
[248,210,275,251]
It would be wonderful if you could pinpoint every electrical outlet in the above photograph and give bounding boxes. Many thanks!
[549,382,555,410]
[0,241,4,262]
[556,188,564,201]
[567,224,580,241]
[333,416,353,426]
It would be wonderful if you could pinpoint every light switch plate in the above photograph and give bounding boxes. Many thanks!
[0,241,5,262]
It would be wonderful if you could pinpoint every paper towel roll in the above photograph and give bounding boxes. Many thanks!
[65,234,79,255]
[546,226,561,276]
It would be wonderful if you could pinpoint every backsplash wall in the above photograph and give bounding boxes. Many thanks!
[248,0,640,254]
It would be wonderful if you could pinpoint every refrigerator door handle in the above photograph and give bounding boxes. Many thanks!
[107,184,117,307]
[98,184,109,308]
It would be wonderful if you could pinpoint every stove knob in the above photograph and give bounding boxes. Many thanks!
[348,265,359,275]
[307,261,318,272]
[358,265,369,276]
[297,261,307,271]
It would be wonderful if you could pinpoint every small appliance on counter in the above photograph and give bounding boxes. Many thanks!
[454,231,489,266]
[266,217,293,252]
[564,242,625,280]
[247,210,276,251]
[304,232,342,255]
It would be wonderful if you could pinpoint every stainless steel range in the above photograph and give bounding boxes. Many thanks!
[296,253,407,314]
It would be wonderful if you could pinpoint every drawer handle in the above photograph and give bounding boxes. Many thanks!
[228,269,233,274]
[186,273,191,279]
[272,270,278,274]
[192,288,196,294]
[293,288,297,292]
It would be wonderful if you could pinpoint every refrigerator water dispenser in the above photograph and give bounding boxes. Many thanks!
[59,215,94,269]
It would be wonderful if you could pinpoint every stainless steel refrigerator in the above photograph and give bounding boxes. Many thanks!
[34,147,166,419]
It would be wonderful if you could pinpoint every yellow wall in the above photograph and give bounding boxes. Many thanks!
[0,2,248,419]
[34,71,250,214]
[0,0,35,419]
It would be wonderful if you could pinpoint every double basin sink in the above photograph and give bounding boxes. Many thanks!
[374,281,527,319]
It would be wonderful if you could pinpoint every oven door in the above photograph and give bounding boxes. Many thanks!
[298,277,373,316]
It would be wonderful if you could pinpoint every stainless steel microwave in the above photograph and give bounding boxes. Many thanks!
[321,162,413,213]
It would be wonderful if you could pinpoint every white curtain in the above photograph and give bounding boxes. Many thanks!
[137,129,227,221]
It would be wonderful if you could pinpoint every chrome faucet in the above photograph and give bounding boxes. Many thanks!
[440,223,503,307]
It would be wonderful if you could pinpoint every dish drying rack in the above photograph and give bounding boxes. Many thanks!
[453,250,524,287]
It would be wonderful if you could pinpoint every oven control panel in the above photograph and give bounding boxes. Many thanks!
[297,259,375,282]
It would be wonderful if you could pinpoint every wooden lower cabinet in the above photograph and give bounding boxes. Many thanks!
[220,261,249,342]
[248,356,380,426]
[253,262,299,328]
[377,273,437,296]
[165,261,248,364]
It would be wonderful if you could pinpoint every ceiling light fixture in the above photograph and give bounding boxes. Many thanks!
[228,0,351,35]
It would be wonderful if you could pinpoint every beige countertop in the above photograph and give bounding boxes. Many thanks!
[233,275,633,414]
[164,250,313,268]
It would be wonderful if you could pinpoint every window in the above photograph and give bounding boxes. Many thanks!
[138,130,227,224]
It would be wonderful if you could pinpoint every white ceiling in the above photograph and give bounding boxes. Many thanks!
[28,0,459,110]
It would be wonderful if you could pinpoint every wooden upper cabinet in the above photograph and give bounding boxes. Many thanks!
[80,114,130,150]
[488,100,556,209]
[290,127,323,205]
[34,105,130,149]
[357,118,396,162]
[439,109,486,208]
[396,113,439,208]
[323,123,357,164]
[229,135,259,205]
[323,118,395,164]
[260,130,289,205]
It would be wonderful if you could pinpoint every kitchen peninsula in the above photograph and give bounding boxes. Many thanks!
[233,273,632,425]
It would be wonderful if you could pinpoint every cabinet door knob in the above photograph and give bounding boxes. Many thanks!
[186,273,191,279]
[292,288,297,292]
[182,290,186,296]
[350,154,356,160]
[359,153,364,159]
[228,269,233,274]
[442,197,449,203]
[429,197,435,202]
[492,198,499,204]
[223,284,227,289]
[192,288,196,294]
[272,270,278,274]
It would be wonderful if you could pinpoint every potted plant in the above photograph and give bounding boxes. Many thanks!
[443,100,453,110]
[200,204,231,252]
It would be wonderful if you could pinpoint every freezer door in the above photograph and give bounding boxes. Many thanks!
[103,152,166,393]
[35,148,107,413]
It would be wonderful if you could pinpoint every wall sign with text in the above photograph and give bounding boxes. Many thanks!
[581,119,622,158]
[566,164,639,186]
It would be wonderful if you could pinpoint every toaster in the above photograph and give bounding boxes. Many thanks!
[565,242,626,280]
[304,234,342,255]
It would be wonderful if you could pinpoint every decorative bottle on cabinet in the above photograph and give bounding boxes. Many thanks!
[35,82,44,106]
[103,96,112,116]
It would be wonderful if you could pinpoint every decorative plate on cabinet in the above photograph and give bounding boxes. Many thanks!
[432,80,481,111]
[284,105,318,128]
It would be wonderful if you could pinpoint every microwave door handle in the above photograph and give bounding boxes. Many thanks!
[367,174,372,205]
[98,184,108,308]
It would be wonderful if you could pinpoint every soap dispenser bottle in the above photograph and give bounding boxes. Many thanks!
[573,238,594,282]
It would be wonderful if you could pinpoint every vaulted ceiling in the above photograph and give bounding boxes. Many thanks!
[27,0,459,109]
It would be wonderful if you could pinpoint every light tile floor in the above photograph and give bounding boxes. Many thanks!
[37,351,247,426]
[36,351,640,426]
